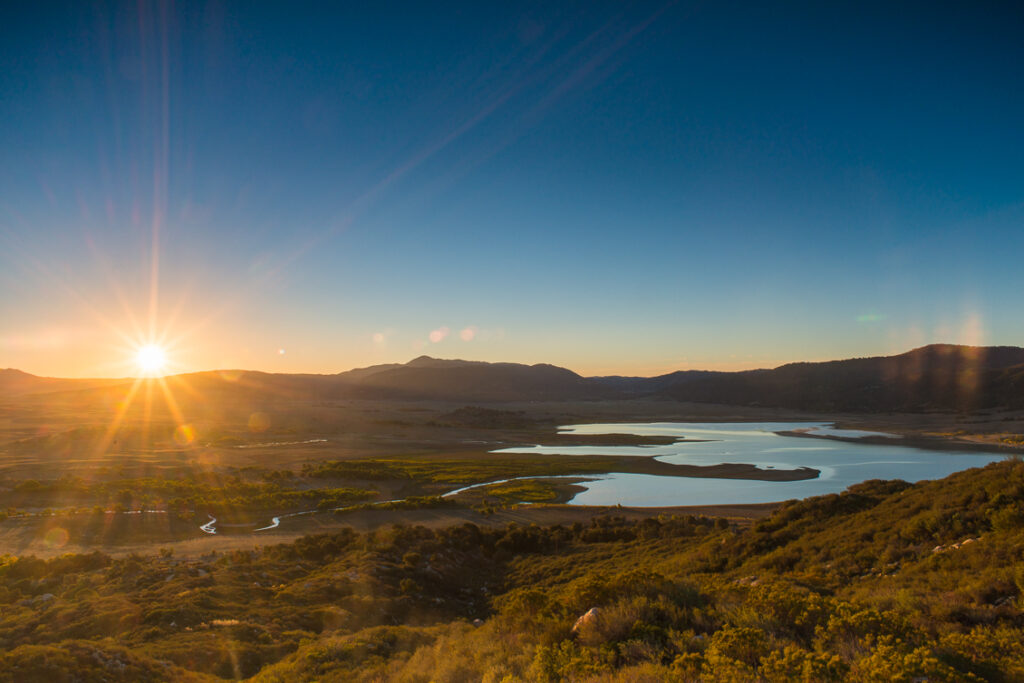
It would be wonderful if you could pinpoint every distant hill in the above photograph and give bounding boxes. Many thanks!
[590,370,724,395]
[0,368,49,394]
[643,344,1024,411]
[7,344,1024,410]
[0,368,127,396]
[337,357,604,401]
[10,357,610,405]
[171,357,608,403]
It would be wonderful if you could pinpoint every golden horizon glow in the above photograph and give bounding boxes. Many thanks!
[135,344,168,377]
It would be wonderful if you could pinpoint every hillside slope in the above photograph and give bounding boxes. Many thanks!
[343,357,604,401]
[653,344,1024,411]
[14,356,611,405]
[1,459,1023,680]
[0,368,127,396]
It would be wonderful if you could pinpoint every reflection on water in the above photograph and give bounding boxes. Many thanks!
[497,422,1003,507]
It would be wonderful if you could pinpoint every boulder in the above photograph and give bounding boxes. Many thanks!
[572,607,601,633]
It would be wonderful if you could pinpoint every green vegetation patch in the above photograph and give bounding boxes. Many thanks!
[1,476,377,514]
[304,455,623,485]
[342,496,463,512]
[450,478,589,507]
[2,459,1024,680]
[479,480,563,503]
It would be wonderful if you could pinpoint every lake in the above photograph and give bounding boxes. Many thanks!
[493,422,1005,507]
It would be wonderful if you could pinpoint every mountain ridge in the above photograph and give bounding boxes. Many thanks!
[5,344,1024,411]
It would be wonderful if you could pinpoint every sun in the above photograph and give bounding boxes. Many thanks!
[135,344,168,376]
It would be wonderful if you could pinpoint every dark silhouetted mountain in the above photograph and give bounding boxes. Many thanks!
[590,370,724,395]
[334,363,405,381]
[8,345,1024,410]
[338,357,604,401]
[653,345,1024,411]
[185,357,605,402]
[13,357,610,405]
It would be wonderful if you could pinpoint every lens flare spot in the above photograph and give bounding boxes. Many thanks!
[218,369,242,382]
[44,527,69,549]
[460,326,477,341]
[248,412,271,433]
[173,424,196,447]
[429,326,450,343]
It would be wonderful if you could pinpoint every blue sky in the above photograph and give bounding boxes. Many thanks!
[1,1,1022,377]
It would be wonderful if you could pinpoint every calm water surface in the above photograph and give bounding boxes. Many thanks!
[494,422,1004,507]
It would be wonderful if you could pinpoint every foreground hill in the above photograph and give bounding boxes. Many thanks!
[1,459,1023,680]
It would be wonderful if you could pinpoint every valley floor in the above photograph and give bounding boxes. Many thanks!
[1,394,1024,679]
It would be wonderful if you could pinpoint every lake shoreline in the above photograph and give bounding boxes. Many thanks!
[777,428,1024,454]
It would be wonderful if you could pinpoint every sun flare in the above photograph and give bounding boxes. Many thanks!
[135,344,168,376]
